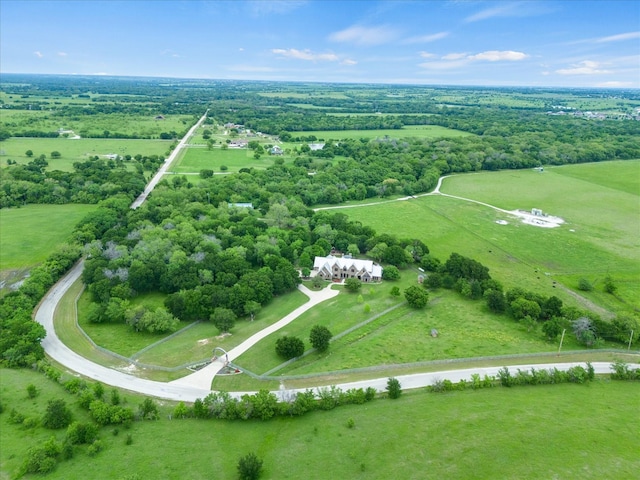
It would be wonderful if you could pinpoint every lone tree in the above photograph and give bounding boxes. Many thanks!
[404,285,429,308]
[386,377,402,399]
[275,336,304,359]
[309,325,332,352]
[344,278,362,292]
[237,452,263,480]
[211,308,237,333]
[42,399,72,429]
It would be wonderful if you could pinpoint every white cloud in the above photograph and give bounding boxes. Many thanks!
[341,58,358,66]
[555,60,612,75]
[34,51,43,58]
[57,52,67,57]
[403,31,449,44]
[442,52,468,61]
[465,2,520,22]
[468,50,528,61]
[419,52,436,59]
[595,31,640,43]
[420,50,529,70]
[271,48,339,62]
[465,1,554,23]
[328,25,399,46]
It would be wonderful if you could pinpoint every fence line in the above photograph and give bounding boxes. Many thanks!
[236,348,639,382]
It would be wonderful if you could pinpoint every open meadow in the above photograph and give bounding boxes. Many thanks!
[171,146,288,173]
[0,137,173,171]
[0,204,95,270]
[343,161,640,315]
[0,109,195,139]
[289,124,472,141]
[1,367,638,480]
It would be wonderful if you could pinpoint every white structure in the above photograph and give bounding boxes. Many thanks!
[531,208,543,216]
[313,255,383,282]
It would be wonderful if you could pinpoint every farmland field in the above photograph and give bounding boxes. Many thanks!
[343,161,640,314]
[289,124,472,140]
[0,137,173,171]
[0,109,195,138]
[0,204,95,270]
[1,367,638,480]
[172,147,285,173]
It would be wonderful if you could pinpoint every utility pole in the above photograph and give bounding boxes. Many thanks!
[628,330,634,351]
[558,329,566,355]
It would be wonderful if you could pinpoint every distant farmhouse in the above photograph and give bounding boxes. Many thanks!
[228,139,248,148]
[308,143,325,151]
[313,255,383,282]
[270,145,283,155]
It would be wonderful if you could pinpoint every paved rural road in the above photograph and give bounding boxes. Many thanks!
[130,109,208,209]
[33,138,638,402]
[34,263,638,401]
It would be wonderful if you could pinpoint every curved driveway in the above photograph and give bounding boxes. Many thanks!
[34,262,638,401]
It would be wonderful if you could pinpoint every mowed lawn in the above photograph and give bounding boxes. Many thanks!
[172,147,286,173]
[0,204,95,269]
[2,367,638,480]
[289,125,472,140]
[343,161,640,314]
[0,137,173,171]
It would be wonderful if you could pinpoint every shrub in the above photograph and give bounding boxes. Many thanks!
[26,384,38,399]
[9,408,25,424]
[237,452,263,480]
[275,336,304,359]
[578,278,593,291]
[42,399,72,429]
[386,378,402,399]
[344,278,362,292]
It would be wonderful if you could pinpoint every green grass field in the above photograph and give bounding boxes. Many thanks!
[77,291,173,358]
[289,125,472,141]
[172,147,286,173]
[0,137,174,171]
[0,204,95,270]
[136,290,308,367]
[0,110,195,138]
[2,367,638,479]
[343,161,640,315]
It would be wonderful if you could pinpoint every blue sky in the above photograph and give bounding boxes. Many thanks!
[2,0,639,87]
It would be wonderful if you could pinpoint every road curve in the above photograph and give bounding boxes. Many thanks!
[34,262,638,401]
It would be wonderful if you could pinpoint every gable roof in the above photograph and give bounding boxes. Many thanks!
[313,255,382,278]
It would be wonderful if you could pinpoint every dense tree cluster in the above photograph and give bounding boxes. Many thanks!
[0,155,164,208]
[421,252,638,347]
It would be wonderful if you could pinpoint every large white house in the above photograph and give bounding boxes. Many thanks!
[313,255,383,282]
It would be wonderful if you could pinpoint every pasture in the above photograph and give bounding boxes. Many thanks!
[172,147,286,173]
[344,161,640,315]
[0,137,173,171]
[0,109,195,139]
[0,204,95,270]
[1,367,638,480]
[289,125,472,141]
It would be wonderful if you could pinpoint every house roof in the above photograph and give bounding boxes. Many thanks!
[313,255,382,278]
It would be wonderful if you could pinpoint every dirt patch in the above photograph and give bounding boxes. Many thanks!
[197,338,210,346]
[214,332,232,340]
[510,210,564,228]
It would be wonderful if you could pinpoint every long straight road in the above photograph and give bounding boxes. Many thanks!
[130,110,208,209]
